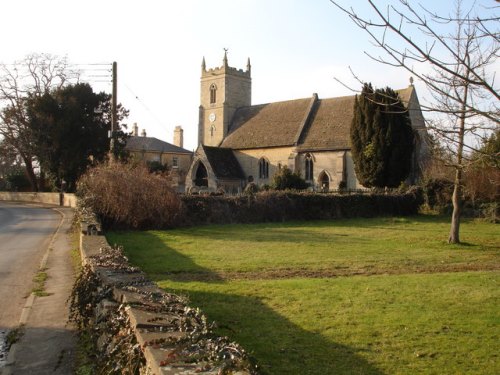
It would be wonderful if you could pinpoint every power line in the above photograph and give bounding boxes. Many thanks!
[122,82,170,133]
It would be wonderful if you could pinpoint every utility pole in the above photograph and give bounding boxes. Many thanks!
[110,61,118,161]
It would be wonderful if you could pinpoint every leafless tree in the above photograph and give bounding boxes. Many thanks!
[0,53,79,190]
[330,0,499,243]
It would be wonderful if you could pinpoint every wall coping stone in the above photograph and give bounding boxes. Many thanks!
[79,231,255,374]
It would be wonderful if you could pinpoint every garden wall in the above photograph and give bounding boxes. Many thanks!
[0,192,77,207]
[75,221,257,374]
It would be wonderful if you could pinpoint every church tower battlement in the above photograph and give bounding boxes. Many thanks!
[199,51,252,146]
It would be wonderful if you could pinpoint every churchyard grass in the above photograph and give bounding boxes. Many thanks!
[107,215,499,374]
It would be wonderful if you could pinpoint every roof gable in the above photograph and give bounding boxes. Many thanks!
[201,145,245,179]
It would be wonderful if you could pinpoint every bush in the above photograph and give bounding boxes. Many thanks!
[423,178,454,208]
[77,162,181,229]
[271,166,308,190]
[146,160,169,174]
[180,188,423,226]
[4,167,32,191]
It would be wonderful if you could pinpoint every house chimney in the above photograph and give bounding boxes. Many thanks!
[141,129,147,137]
[133,122,139,136]
[174,126,183,148]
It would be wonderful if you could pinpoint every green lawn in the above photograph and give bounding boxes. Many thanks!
[107,216,499,374]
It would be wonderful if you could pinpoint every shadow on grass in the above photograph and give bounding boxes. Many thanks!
[155,214,454,243]
[111,232,385,373]
[107,230,225,281]
[164,287,385,375]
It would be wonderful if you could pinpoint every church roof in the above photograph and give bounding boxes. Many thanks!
[202,145,245,179]
[126,136,192,154]
[298,95,354,151]
[220,97,313,149]
[219,85,416,152]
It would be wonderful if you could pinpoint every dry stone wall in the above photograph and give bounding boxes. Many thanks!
[78,225,257,374]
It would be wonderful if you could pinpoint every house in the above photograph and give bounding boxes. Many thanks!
[126,124,193,191]
[186,52,429,194]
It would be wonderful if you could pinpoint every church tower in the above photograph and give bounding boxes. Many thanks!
[199,51,252,146]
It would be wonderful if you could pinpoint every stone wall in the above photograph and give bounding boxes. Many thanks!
[78,225,257,374]
[0,192,77,207]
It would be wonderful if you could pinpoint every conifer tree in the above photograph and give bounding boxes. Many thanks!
[350,83,414,188]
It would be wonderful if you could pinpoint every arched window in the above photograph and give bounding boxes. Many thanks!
[210,125,216,138]
[259,158,269,179]
[319,171,330,192]
[195,162,208,187]
[210,84,217,104]
[305,153,314,181]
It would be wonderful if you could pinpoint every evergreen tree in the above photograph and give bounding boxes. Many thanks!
[350,83,414,188]
[27,83,129,191]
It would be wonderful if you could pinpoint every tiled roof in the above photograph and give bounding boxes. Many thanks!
[221,86,416,152]
[202,145,245,179]
[298,95,355,151]
[126,136,192,154]
[220,98,312,149]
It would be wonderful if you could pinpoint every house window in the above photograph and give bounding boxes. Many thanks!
[305,153,313,181]
[210,84,217,104]
[259,158,269,179]
[172,156,178,168]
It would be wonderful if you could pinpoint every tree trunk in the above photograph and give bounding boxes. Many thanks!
[21,154,39,192]
[448,168,462,243]
[448,70,469,244]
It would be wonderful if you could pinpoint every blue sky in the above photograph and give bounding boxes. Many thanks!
[1,0,496,150]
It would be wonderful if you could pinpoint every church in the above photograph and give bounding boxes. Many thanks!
[185,52,428,194]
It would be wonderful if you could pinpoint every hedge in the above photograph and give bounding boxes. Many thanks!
[179,188,424,227]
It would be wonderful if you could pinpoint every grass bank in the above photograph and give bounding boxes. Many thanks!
[107,215,499,374]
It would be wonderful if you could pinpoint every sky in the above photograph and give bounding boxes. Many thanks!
[1,0,497,151]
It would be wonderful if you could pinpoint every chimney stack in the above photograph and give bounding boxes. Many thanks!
[132,123,139,136]
[174,126,183,148]
[141,129,147,137]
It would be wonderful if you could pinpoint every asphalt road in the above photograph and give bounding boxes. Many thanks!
[0,202,60,329]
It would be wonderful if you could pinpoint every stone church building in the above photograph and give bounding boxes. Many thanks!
[186,52,428,194]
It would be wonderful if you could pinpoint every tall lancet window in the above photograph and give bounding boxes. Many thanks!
[305,153,314,181]
[259,158,269,179]
[210,84,217,104]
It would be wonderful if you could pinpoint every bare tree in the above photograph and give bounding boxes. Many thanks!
[330,0,499,243]
[0,53,79,190]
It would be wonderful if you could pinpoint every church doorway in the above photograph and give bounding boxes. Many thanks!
[194,162,208,187]
[319,171,330,192]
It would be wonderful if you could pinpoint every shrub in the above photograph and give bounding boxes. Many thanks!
[464,166,500,203]
[146,160,169,174]
[77,162,181,229]
[180,188,423,226]
[423,178,454,208]
[243,182,259,195]
[5,167,32,191]
[271,166,308,190]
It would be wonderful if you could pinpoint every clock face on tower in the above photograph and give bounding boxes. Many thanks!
[209,113,216,123]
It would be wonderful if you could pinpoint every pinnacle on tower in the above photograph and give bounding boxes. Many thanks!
[247,57,251,73]
[223,48,228,67]
[201,56,206,72]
